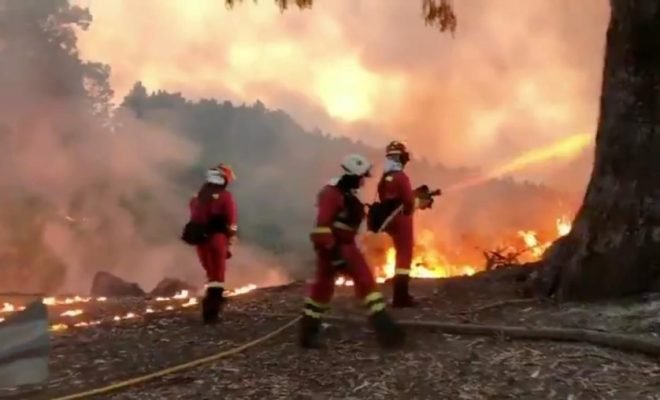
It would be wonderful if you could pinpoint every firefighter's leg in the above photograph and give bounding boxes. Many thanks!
[341,244,405,349]
[195,244,211,277]
[389,216,416,308]
[201,234,228,324]
[299,251,335,349]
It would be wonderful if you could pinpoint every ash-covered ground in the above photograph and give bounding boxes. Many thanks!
[3,272,660,400]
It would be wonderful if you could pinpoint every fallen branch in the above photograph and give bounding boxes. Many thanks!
[400,319,660,358]
[248,312,660,358]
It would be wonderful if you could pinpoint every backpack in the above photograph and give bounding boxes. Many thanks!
[366,199,401,233]
[180,221,209,246]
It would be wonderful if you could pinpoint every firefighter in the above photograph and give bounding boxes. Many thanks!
[377,141,433,308]
[299,154,405,349]
[188,163,238,324]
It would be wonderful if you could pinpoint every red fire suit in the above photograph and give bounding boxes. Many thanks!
[304,183,387,320]
[377,170,416,278]
[189,183,238,288]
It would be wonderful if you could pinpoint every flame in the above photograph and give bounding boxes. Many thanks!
[60,309,84,317]
[557,216,572,236]
[50,324,69,331]
[1,303,16,313]
[335,215,573,286]
[226,284,258,297]
[43,296,102,306]
[113,312,136,321]
[0,283,257,332]
[181,298,198,307]
[74,320,101,327]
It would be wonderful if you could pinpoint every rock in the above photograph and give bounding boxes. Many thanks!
[90,271,145,297]
[149,278,197,297]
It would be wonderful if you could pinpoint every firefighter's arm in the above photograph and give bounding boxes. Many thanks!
[224,192,239,242]
[188,196,197,219]
[397,173,417,215]
[310,189,340,250]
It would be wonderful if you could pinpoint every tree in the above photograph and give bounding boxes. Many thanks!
[534,1,660,300]
[225,0,457,33]
[228,0,660,300]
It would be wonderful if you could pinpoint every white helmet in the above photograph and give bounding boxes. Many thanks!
[205,163,236,185]
[205,169,226,185]
[341,153,372,177]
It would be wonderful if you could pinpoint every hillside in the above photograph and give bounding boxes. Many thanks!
[119,83,579,270]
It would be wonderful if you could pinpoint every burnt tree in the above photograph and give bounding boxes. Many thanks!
[536,0,660,300]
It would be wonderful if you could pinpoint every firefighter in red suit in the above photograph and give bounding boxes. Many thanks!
[377,141,433,308]
[299,154,405,349]
[189,163,238,324]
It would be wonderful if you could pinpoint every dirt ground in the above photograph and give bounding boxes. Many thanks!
[3,272,660,400]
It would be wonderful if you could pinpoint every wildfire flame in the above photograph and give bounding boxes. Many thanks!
[60,309,84,317]
[336,215,573,286]
[1,284,258,332]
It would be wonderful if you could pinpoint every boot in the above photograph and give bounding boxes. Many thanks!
[201,287,224,324]
[369,309,405,349]
[392,275,417,308]
[298,314,324,349]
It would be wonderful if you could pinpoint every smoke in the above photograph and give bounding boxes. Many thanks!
[0,0,205,294]
[75,0,609,192]
[0,0,615,295]
[227,243,296,288]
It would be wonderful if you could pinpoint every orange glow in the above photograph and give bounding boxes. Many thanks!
[336,215,573,286]
[0,283,257,331]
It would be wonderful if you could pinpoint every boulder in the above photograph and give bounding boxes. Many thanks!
[90,271,145,297]
[149,278,197,298]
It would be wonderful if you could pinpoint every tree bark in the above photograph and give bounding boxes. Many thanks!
[536,0,660,300]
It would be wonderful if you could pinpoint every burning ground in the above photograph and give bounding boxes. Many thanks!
[2,274,660,399]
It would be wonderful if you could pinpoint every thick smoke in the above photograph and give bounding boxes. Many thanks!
[0,0,612,295]
[0,0,291,294]
[75,0,609,193]
[0,1,199,294]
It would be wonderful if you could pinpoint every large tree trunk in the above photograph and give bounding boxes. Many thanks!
[535,0,660,300]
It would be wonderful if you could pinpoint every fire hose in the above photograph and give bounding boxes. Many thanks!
[44,309,660,399]
[369,185,442,233]
[50,316,301,400]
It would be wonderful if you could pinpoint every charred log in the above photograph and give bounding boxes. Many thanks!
[535,0,660,300]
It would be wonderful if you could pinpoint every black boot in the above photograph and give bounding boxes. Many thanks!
[369,309,405,349]
[201,287,223,324]
[298,314,324,349]
[392,275,417,308]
